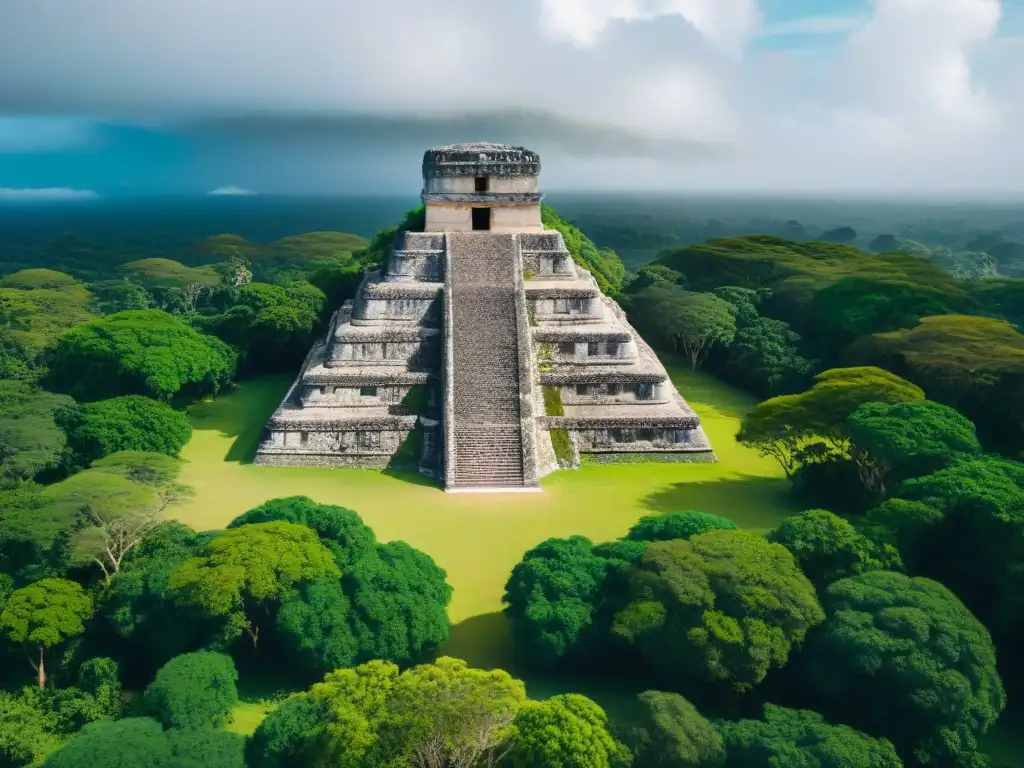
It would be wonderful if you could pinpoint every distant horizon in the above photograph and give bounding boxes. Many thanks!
[3,189,1024,206]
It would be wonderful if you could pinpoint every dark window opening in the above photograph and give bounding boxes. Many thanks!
[636,384,655,401]
[576,384,591,397]
[569,298,586,315]
[559,342,575,355]
[474,176,489,192]
[606,383,621,396]
[472,207,491,230]
[358,431,381,449]
[360,386,378,397]
[639,428,655,441]
[588,342,601,356]
[606,342,620,357]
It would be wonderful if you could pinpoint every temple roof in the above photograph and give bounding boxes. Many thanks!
[423,143,541,178]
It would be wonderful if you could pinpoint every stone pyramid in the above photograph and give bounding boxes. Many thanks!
[255,143,714,491]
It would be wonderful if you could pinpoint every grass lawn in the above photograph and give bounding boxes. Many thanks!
[174,357,797,671]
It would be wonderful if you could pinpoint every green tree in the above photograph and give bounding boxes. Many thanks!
[512,694,631,768]
[41,717,244,768]
[626,511,737,543]
[144,651,238,730]
[228,496,375,569]
[233,498,451,674]
[101,522,216,679]
[889,456,1024,670]
[1,578,94,688]
[249,657,527,768]
[169,522,340,648]
[44,452,190,584]
[0,269,96,380]
[0,691,62,768]
[245,691,334,768]
[386,657,526,767]
[46,309,236,402]
[0,381,74,484]
[631,284,736,369]
[844,314,1024,455]
[0,487,71,586]
[720,315,814,397]
[503,536,638,669]
[58,395,192,467]
[717,704,902,768]
[617,690,724,768]
[768,509,900,589]
[87,279,152,314]
[199,282,325,374]
[845,400,980,498]
[613,531,823,693]
[804,570,1005,767]
[737,367,924,479]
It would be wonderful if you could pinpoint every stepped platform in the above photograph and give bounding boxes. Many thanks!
[256,142,713,479]
[444,233,538,491]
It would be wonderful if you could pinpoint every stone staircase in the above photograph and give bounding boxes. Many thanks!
[447,233,526,488]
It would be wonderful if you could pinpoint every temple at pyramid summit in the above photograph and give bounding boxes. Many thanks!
[255,143,715,491]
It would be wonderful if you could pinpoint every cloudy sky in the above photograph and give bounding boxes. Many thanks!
[1,0,1022,197]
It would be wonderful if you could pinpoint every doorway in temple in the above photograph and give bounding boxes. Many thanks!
[471,207,491,230]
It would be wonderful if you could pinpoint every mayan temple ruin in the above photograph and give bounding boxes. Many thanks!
[255,143,714,491]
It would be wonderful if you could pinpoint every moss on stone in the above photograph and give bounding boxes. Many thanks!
[550,428,573,466]
[543,386,564,417]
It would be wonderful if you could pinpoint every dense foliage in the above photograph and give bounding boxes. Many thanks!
[0,381,74,484]
[717,704,902,768]
[47,310,236,402]
[613,531,824,694]
[143,651,239,730]
[231,497,452,675]
[57,395,193,467]
[804,570,1005,767]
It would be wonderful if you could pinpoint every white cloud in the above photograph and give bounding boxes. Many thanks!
[206,186,256,196]
[0,187,98,200]
[537,0,761,54]
[0,0,1020,194]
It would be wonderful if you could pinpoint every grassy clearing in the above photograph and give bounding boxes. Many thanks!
[184,362,1023,763]
[178,355,799,733]
[175,360,795,648]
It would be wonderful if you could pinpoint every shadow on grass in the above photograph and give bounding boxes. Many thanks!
[381,467,441,489]
[441,611,515,671]
[640,474,800,530]
[189,376,291,464]
[659,353,760,420]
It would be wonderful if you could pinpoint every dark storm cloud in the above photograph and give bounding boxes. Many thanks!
[181,109,723,161]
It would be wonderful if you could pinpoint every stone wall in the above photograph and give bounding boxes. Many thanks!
[298,384,411,408]
[546,339,638,365]
[512,235,540,485]
[387,250,444,282]
[326,339,439,368]
[492,205,543,232]
[426,204,472,232]
[573,426,706,453]
[424,176,539,194]
[557,381,669,405]
[442,236,457,488]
